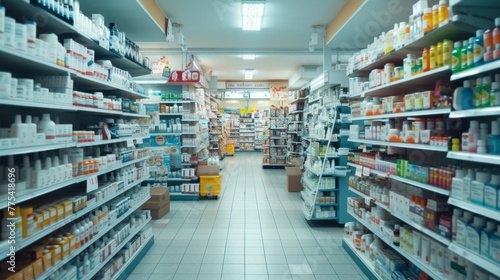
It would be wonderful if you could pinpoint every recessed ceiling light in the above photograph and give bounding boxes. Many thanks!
[243,54,255,60]
[242,0,265,31]
[244,69,254,79]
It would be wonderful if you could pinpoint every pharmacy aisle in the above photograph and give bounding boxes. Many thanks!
[130,152,368,280]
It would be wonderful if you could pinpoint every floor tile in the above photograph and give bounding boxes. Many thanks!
[203,254,225,264]
[181,254,204,264]
[310,264,336,274]
[132,263,157,274]
[267,264,291,275]
[245,264,267,274]
[148,274,175,280]
[283,247,304,255]
[220,275,244,280]
[196,274,221,280]
[173,274,197,280]
[265,254,288,264]
[124,274,150,280]
[244,254,266,264]
[152,263,179,274]
[268,275,293,280]
[222,264,245,274]
[200,263,223,274]
[288,264,313,275]
[224,254,245,264]
[331,263,360,275]
[246,275,269,280]
[225,246,245,255]
[286,255,308,264]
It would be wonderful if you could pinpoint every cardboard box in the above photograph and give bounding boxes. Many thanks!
[147,187,170,204]
[198,165,220,176]
[149,202,170,219]
[290,158,300,167]
[285,167,303,192]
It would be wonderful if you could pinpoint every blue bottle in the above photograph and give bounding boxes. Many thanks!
[461,80,475,110]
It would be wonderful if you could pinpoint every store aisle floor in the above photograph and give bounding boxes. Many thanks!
[129,153,368,280]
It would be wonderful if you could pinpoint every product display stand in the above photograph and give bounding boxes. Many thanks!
[254,113,266,150]
[239,115,256,151]
[0,2,153,279]
[263,106,288,168]
[287,88,308,167]
[343,1,500,279]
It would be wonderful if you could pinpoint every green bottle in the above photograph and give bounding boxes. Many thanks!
[467,37,475,69]
[482,76,491,107]
[461,40,468,70]
[475,77,483,107]
[452,41,462,73]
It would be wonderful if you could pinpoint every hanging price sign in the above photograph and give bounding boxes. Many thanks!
[87,176,98,192]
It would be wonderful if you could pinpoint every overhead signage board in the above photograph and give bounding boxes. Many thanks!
[226,82,269,89]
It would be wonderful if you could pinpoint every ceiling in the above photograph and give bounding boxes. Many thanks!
[136,0,351,84]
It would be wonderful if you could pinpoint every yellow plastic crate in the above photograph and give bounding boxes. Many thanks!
[226,144,234,155]
[200,175,221,197]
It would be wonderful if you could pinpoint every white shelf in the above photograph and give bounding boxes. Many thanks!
[447,151,500,165]
[269,127,287,130]
[76,136,146,148]
[80,214,152,280]
[448,197,500,222]
[0,157,147,207]
[342,237,382,280]
[449,106,500,118]
[448,243,500,277]
[348,211,446,280]
[149,132,182,136]
[0,142,76,157]
[0,177,149,262]
[40,197,151,280]
[159,113,183,116]
[182,119,199,122]
[110,234,154,280]
[348,138,448,152]
[450,60,500,81]
[289,110,304,114]
[350,66,452,98]
[301,190,315,207]
[350,108,451,121]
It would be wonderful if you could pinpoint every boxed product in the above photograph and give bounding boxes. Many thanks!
[142,187,169,209]
[285,166,303,192]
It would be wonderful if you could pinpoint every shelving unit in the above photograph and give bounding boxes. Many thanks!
[300,76,353,222]
[287,89,308,166]
[239,116,256,151]
[262,107,288,168]
[209,114,225,159]
[0,4,154,279]
[343,2,500,278]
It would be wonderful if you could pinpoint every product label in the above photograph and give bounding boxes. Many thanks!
[474,43,484,64]
[489,236,500,262]
[466,227,481,253]
[470,181,485,204]
[484,185,498,208]
[451,178,464,199]
[456,220,468,247]
[480,231,490,257]
[463,178,472,201]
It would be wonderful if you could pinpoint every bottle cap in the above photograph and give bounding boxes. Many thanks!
[492,121,499,135]
[476,171,491,183]
[464,80,471,87]
[454,41,461,48]
[467,168,475,179]
[496,73,500,82]
[470,120,479,128]
[463,211,474,220]
[456,169,467,178]
[453,208,463,216]
[439,0,447,5]
[477,77,483,86]
[490,174,500,185]
[476,30,485,37]
[469,37,475,44]
[473,216,486,226]
[424,7,432,13]
[483,76,491,85]
[492,82,500,91]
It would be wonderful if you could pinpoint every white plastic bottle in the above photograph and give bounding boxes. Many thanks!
[463,169,476,202]
[10,114,28,145]
[25,115,37,145]
[70,224,80,250]
[457,211,474,247]
[83,252,90,274]
[78,221,86,246]
[466,215,486,253]
[86,218,93,239]
[21,155,32,190]
[480,220,497,258]
[468,120,480,153]
[452,208,464,242]
[489,225,500,264]
[37,113,56,143]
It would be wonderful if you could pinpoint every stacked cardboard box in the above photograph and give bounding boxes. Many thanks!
[142,187,170,219]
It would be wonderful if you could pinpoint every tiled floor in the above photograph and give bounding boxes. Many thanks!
[128,152,368,280]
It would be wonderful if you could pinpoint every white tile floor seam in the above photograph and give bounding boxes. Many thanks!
[128,153,369,280]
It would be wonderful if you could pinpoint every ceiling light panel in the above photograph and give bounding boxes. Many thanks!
[244,69,254,79]
[242,54,255,60]
[242,0,265,31]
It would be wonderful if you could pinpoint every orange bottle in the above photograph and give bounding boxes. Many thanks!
[82,160,89,175]
[422,48,430,72]
[494,17,500,60]
[423,8,433,34]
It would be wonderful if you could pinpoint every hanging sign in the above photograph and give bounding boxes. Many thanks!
[239,107,247,115]
[86,176,98,192]
[167,70,201,83]
[270,84,289,99]
[226,82,269,89]
[248,107,255,113]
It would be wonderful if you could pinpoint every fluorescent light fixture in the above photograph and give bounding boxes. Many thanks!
[242,0,265,31]
[244,69,254,79]
[242,54,255,60]
[310,73,326,91]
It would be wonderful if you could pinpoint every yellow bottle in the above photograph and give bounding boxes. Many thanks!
[438,0,449,26]
[437,42,443,67]
[443,39,453,66]
[430,45,437,70]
